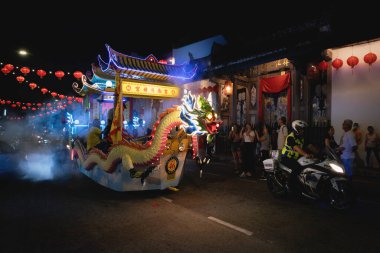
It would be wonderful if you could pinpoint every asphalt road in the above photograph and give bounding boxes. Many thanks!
[1,158,380,253]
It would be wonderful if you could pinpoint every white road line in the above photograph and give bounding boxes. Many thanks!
[208,216,253,236]
[160,197,173,203]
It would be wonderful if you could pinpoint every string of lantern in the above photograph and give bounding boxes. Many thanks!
[0,97,83,111]
[330,52,377,73]
[0,62,84,80]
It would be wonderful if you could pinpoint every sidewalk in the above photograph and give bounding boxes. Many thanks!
[212,152,380,179]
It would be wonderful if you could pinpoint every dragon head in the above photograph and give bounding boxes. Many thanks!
[180,90,222,136]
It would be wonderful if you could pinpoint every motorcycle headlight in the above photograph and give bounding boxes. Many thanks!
[329,163,344,174]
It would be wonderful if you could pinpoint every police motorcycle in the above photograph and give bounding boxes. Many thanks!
[263,146,355,210]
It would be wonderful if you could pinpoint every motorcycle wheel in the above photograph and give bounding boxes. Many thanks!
[267,173,287,198]
[327,181,354,211]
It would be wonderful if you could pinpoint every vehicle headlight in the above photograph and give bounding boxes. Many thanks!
[329,163,344,174]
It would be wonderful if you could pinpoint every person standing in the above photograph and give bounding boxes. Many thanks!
[324,125,338,149]
[352,122,364,168]
[240,123,256,177]
[277,116,288,151]
[229,123,242,174]
[256,123,271,179]
[364,126,380,168]
[338,119,357,179]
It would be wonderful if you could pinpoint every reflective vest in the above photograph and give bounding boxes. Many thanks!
[281,132,304,159]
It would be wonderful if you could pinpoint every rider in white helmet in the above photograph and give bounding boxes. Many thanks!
[281,120,313,193]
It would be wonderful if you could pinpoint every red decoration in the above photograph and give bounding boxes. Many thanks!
[40,108,45,111]
[11,104,16,108]
[54,70,65,79]
[16,102,21,106]
[1,67,11,75]
[318,61,328,71]
[20,67,30,75]
[67,96,73,101]
[22,106,26,110]
[158,60,168,64]
[16,76,25,83]
[4,64,14,71]
[59,94,65,99]
[364,52,377,71]
[26,103,31,107]
[73,71,83,79]
[31,107,36,111]
[332,58,343,70]
[347,56,359,74]
[6,100,11,104]
[51,92,57,97]
[76,97,83,103]
[0,100,5,105]
[67,101,72,105]
[36,69,47,78]
[46,103,51,107]
[37,103,42,107]
[29,83,37,90]
[41,88,48,94]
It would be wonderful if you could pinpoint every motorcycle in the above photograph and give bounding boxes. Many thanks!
[263,146,355,210]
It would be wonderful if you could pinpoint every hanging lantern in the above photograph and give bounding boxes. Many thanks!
[364,52,377,71]
[0,100,5,105]
[11,104,16,108]
[36,69,47,78]
[57,101,62,106]
[76,97,83,103]
[16,76,25,83]
[6,100,11,104]
[332,58,343,70]
[318,60,328,71]
[51,92,57,97]
[59,94,65,100]
[67,101,72,105]
[22,106,27,110]
[41,88,48,94]
[40,107,45,111]
[224,81,233,95]
[54,70,65,80]
[20,67,30,75]
[73,71,83,80]
[29,83,37,90]
[1,67,11,75]
[347,56,359,74]
[46,103,52,107]
[26,102,31,107]
[31,107,36,111]
[16,102,21,106]
[4,64,14,71]
[37,103,42,107]
[67,96,73,101]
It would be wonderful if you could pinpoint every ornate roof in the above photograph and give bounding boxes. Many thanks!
[97,44,197,82]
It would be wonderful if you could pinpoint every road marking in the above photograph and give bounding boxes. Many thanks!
[208,216,253,236]
[160,197,173,203]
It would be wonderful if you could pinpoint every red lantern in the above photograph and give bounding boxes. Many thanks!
[20,67,30,75]
[1,67,11,75]
[51,92,57,97]
[29,83,37,90]
[41,88,48,94]
[67,101,72,105]
[57,102,62,106]
[364,52,377,71]
[6,100,11,104]
[11,104,16,108]
[16,76,25,83]
[76,97,83,103]
[67,96,73,101]
[59,94,65,100]
[4,64,14,71]
[16,102,21,106]
[36,69,47,78]
[55,70,65,80]
[31,107,36,111]
[37,103,42,107]
[347,56,359,74]
[0,100,5,105]
[22,106,27,110]
[26,102,31,107]
[318,60,328,71]
[46,103,52,107]
[40,108,45,111]
[332,58,343,70]
[73,71,83,79]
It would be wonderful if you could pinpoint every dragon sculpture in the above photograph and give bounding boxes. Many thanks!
[72,90,220,191]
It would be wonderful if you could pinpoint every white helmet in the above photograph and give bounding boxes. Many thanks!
[292,120,308,134]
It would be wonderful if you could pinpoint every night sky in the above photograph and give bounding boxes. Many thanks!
[0,2,375,106]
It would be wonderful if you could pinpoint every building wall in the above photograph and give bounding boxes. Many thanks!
[331,40,380,167]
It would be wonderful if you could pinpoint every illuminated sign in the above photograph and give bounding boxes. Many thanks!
[121,81,179,98]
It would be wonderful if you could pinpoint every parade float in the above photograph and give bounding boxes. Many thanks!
[70,45,221,191]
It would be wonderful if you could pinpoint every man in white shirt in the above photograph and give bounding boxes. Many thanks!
[338,119,357,179]
[277,116,288,150]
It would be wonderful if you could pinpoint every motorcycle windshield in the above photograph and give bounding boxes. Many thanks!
[325,146,342,163]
